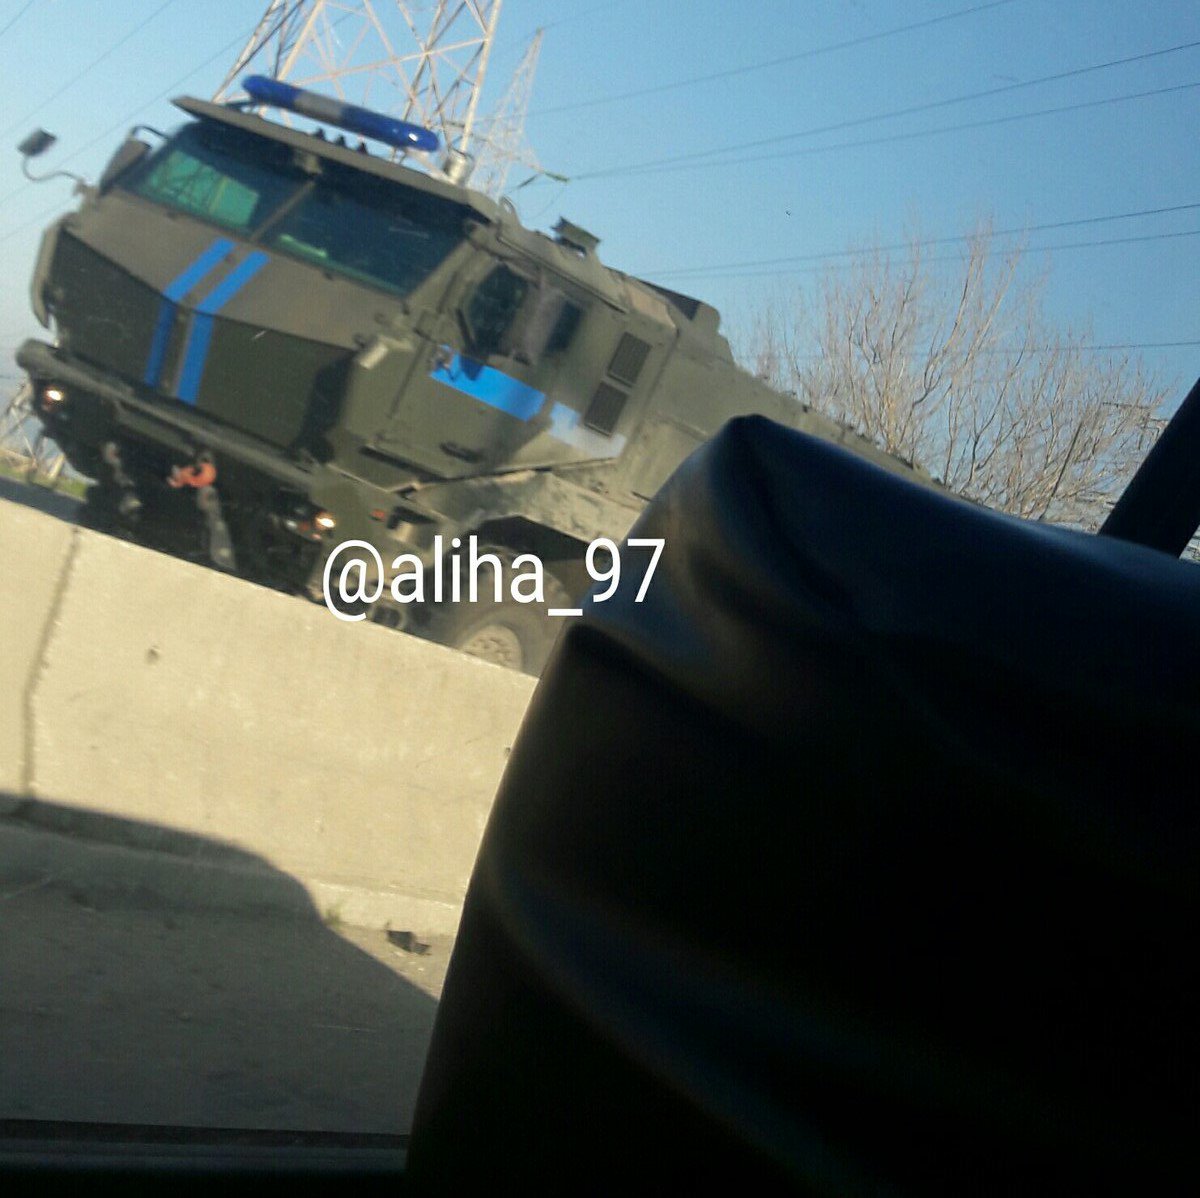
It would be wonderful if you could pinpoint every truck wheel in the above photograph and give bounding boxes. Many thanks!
[76,483,123,535]
[78,481,200,558]
[422,547,574,676]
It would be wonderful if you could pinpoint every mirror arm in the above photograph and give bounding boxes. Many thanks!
[20,158,92,194]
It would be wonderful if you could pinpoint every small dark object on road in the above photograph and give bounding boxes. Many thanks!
[386,930,430,955]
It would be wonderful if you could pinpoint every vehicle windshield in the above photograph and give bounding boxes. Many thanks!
[123,122,301,235]
[125,123,466,298]
[261,169,465,298]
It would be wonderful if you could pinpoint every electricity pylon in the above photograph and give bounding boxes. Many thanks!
[470,27,543,199]
[213,1,541,195]
[0,382,65,480]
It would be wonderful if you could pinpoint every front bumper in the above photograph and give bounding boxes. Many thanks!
[16,340,496,603]
[17,339,400,589]
[17,338,317,491]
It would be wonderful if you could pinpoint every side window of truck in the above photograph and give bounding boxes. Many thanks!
[464,266,529,359]
[463,265,585,367]
[521,286,582,361]
[125,124,298,235]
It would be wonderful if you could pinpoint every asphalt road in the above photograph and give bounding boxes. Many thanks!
[0,875,450,1135]
[0,474,82,524]
[0,472,456,1138]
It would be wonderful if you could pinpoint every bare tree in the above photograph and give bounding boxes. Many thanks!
[739,225,1167,527]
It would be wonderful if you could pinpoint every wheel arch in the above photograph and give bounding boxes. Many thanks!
[469,515,591,599]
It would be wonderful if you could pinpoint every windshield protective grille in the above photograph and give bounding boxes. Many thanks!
[123,123,467,300]
[262,171,465,298]
[124,123,301,236]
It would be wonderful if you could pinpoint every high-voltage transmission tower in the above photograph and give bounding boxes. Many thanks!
[470,27,543,198]
[214,0,542,197]
[0,382,65,481]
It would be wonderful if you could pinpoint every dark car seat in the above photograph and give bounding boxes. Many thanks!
[407,413,1200,1194]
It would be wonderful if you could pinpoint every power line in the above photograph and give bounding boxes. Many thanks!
[52,16,321,172]
[491,0,639,60]
[0,197,69,246]
[0,0,37,41]
[653,201,1200,278]
[644,227,1200,283]
[541,0,640,35]
[1,0,186,142]
[0,7,354,222]
[590,79,1200,182]
[573,39,1200,180]
[529,0,1022,118]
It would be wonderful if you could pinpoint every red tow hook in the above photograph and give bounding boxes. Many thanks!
[168,457,217,489]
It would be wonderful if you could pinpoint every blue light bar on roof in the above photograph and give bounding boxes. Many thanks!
[242,75,439,154]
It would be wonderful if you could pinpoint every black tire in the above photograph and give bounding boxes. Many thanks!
[75,482,123,535]
[421,546,574,676]
[78,479,205,560]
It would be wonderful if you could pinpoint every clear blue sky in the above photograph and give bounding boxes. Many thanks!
[0,0,1196,403]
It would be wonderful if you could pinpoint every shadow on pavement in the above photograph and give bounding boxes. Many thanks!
[0,794,440,1138]
[0,474,82,524]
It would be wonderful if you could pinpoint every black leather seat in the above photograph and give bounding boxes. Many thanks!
[408,415,1200,1193]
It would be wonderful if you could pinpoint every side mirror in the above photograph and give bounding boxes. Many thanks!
[98,136,151,192]
[17,128,57,159]
[17,127,90,193]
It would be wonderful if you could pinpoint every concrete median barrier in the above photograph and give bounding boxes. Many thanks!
[0,501,78,802]
[0,497,536,933]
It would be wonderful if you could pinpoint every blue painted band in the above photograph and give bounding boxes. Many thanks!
[165,239,236,304]
[430,352,545,422]
[549,401,580,434]
[194,251,271,318]
[176,251,270,404]
[143,238,234,387]
[548,401,627,458]
[174,316,216,405]
[143,305,177,387]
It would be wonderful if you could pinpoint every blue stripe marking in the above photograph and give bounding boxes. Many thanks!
[176,252,270,404]
[549,401,627,458]
[430,351,545,421]
[143,238,234,387]
[549,402,580,435]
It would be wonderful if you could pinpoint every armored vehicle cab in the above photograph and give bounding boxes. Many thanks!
[17,78,928,673]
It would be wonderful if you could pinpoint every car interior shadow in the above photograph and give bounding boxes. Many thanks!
[0,794,439,1142]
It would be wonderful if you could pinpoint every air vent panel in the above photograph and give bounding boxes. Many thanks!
[584,382,628,435]
[607,334,651,387]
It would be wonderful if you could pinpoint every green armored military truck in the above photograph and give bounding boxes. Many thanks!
[16,77,927,674]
